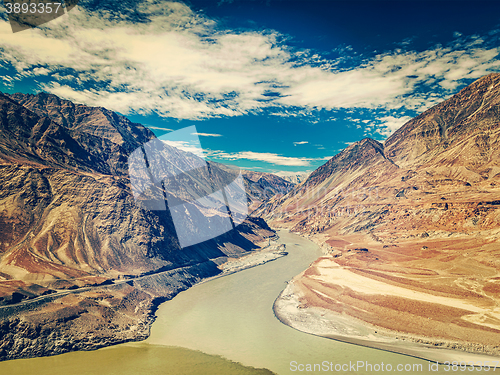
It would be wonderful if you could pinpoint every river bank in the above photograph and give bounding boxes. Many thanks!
[273,269,500,365]
[0,234,285,362]
[146,230,453,375]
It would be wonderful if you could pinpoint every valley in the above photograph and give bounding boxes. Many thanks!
[1,73,500,365]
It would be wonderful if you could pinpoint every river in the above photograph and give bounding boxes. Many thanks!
[1,230,450,374]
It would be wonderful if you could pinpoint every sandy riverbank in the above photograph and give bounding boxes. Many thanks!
[274,279,500,365]
[218,244,287,273]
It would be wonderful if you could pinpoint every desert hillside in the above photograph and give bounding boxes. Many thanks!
[0,92,280,360]
[257,73,500,353]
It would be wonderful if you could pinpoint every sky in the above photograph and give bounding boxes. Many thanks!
[0,0,500,174]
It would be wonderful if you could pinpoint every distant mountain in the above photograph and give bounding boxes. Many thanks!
[239,169,295,211]
[259,73,500,353]
[274,171,311,184]
[254,137,399,232]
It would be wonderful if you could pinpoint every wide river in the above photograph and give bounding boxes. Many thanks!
[1,230,450,374]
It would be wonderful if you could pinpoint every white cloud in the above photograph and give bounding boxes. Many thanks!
[162,140,206,158]
[280,46,500,112]
[375,115,413,138]
[0,4,499,121]
[209,150,330,167]
[158,139,329,167]
[192,132,222,137]
[0,4,291,118]
[146,126,174,131]
[293,141,308,146]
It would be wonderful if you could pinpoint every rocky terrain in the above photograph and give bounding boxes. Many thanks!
[0,92,279,361]
[257,73,500,356]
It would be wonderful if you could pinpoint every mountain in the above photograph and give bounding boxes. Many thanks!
[4,92,152,175]
[0,92,277,361]
[259,73,500,355]
[257,73,500,236]
[385,73,500,171]
[0,92,268,281]
[239,169,295,211]
[6,92,293,215]
[274,171,311,184]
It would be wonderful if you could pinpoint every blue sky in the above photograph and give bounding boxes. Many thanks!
[1,0,500,174]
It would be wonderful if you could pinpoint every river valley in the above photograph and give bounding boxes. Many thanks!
[0,231,465,374]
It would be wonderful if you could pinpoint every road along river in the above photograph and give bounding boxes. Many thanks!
[1,230,457,374]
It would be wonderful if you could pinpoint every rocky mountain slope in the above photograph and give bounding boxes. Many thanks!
[0,92,278,361]
[257,73,500,355]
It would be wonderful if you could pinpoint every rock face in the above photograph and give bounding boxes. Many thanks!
[257,73,500,354]
[0,92,277,360]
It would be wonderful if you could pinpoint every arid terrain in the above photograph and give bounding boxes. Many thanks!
[0,92,288,361]
[258,73,500,356]
[2,72,500,362]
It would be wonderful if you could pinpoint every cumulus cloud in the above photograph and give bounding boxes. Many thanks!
[293,141,308,146]
[0,2,499,121]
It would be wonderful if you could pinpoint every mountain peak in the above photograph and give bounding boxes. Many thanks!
[306,137,388,186]
[8,92,155,153]
[350,137,384,152]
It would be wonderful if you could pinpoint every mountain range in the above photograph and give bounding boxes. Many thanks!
[2,73,500,361]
